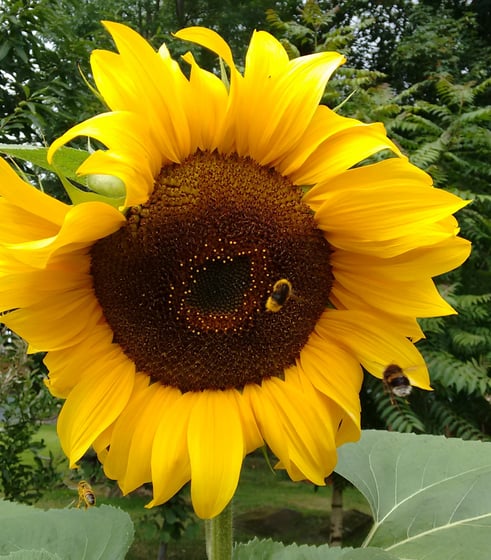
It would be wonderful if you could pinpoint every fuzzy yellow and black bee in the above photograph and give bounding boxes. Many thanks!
[265,279,293,313]
[77,480,96,509]
[383,364,412,402]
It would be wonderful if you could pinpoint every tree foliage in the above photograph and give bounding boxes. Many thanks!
[0,0,301,145]
[0,0,108,143]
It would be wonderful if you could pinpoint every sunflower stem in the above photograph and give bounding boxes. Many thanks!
[205,502,233,560]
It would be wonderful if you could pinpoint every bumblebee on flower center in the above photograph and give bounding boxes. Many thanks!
[90,150,333,392]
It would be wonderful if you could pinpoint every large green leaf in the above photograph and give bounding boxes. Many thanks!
[233,538,399,559]
[335,430,491,559]
[0,500,134,559]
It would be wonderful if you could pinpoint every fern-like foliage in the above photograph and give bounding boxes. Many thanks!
[361,375,426,434]
[266,1,353,57]
[415,287,491,440]
[425,397,490,441]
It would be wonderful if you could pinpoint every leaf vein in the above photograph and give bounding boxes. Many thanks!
[385,512,491,551]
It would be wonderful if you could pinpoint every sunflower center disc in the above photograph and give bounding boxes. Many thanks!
[90,151,333,392]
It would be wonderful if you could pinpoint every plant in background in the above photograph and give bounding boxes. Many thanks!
[0,326,60,503]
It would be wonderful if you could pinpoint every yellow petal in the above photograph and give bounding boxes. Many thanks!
[219,29,345,164]
[316,310,432,390]
[4,202,125,268]
[244,30,290,79]
[332,237,472,281]
[57,349,135,466]
[121,384,182,494]
[0,159,67,225]
[228,388,263,454]
[48,112,157,206]
[0,257,90,310]
[101,374,152,483]
[92,423,114,464]
[275,460,310,482]
[316,186,469,256]
[78,150,153,208]
[284,366,342,472]
[181,51,229,151]
[90,50,134,110]
[249,52,346,165]
[277,105,361,175]
[304,156,432,209]
[335,406,362,447]
[328,291,426,341]
[103,378,178,494]
[149,392,193,508]
[174,27,235,70]
[330,239,471,318]
[246,378,331,485]
[317,185,468,240]
[243,382,290,471]
[44,323,115,398]
[0,200,61,245]
[188,390,244,519]
[4,288,102,352]
[299,331,362,429]
[291,123,402,185]
[100,21,192,161]
[333,272,455,317]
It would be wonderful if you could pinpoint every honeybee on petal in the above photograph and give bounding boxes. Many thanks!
[77,480,96,509]
[383,364,413,404]
[265,279,293,313]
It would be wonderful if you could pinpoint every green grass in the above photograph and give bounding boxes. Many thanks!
[26,424,372,559]
[37,423,63,453]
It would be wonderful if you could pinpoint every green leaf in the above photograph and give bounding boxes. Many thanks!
[0,40,11,61]
[0,500,134,560]
[335,430,491,559]
[0,550,61,559]
[0,144,88,181]
[233,538,398,559]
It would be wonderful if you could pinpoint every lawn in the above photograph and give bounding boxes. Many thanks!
[27,424,372,559]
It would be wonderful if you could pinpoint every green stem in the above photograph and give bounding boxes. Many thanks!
[205,502,233,560]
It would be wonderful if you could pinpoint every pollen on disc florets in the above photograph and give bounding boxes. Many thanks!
[90,150,333,392]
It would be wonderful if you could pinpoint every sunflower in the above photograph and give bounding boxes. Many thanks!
[0,22,470,519]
